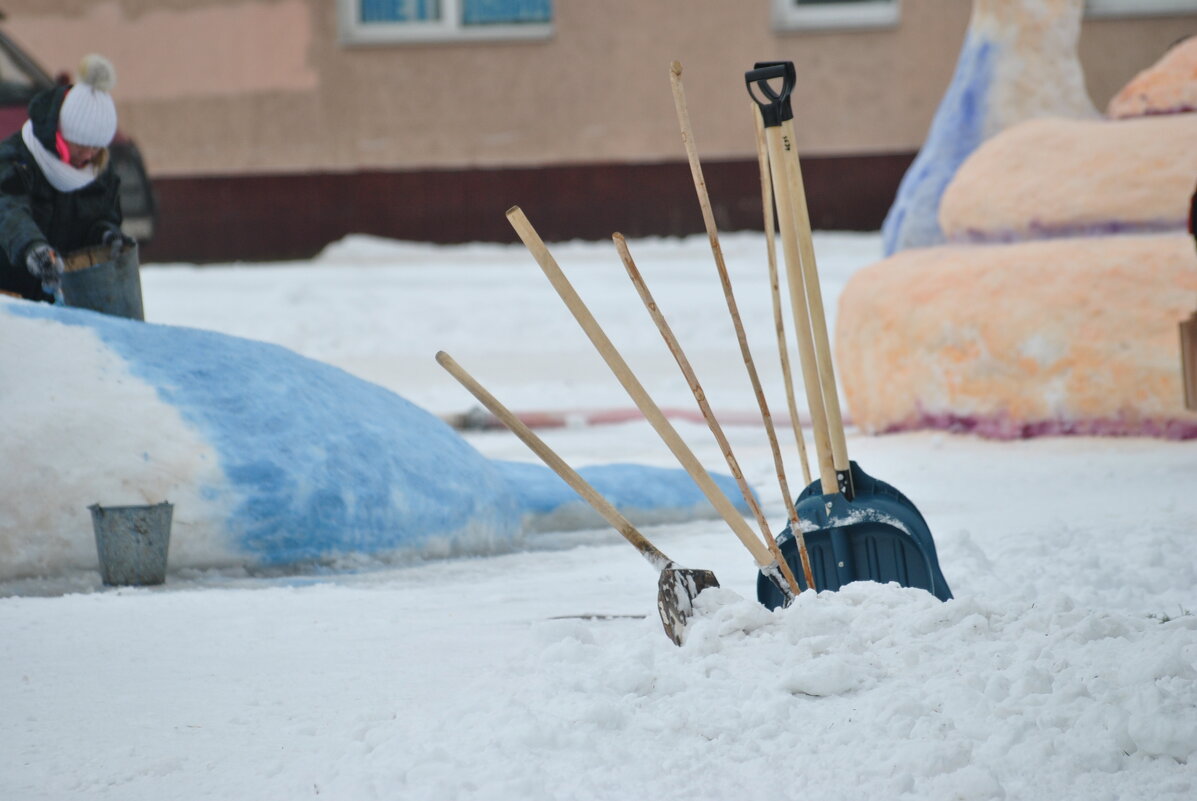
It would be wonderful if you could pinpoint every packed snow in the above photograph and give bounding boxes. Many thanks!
[1,251,754,580]
[2,230,1195,800]
[881,0,1096,254]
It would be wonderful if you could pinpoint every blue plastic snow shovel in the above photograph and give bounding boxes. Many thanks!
[746,62,952,608]
[757,461,952,607]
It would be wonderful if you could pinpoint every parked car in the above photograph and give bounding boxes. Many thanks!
[0,20,156,242]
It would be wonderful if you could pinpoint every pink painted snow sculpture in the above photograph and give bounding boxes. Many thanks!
[1107,35,1197,119]
[835,235,1197,439]
[940,114,1197,243]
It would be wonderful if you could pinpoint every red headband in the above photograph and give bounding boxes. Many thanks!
[54,130,71,163]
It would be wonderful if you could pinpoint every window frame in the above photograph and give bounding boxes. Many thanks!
[338,0,554,46]
[1085,0,1197,17]
[772,0,901,32]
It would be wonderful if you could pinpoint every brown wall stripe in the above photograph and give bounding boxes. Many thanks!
[140,152,915,264]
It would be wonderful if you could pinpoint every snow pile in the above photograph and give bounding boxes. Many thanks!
[459,585,1197,799]
[7,576,1193,800]
[841,5,1197,441]
[881,0,1095,255]
[940,114,1197,242]
[835,234,1197,438]
[1,230,1195,800]
[0,299,746,581]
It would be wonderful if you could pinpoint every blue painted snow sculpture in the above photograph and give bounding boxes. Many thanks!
[0,300,748,581]
[881,0,1096,256]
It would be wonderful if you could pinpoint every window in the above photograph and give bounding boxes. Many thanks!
[339,0,553,45]
[773,0,900,32]
[1085,0,1197,17]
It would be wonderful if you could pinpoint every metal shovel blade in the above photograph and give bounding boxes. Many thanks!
[657,566,720,646]
[757,461,952,608]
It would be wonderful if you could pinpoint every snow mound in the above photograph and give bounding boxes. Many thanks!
[882,0,1096,255]
[0,299,748,581]
[392,583,1197,799]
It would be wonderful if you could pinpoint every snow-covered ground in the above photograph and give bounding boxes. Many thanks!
[3,230,1195,800]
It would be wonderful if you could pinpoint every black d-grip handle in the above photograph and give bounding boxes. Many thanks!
[745,61,795,127]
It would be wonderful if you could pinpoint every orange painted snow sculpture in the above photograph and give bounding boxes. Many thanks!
[839,38,1197,440]
[836,235,1197,438]
[939,114,1197,242]
[1107,35,1197,119]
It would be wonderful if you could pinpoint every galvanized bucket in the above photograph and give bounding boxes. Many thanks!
[61,242,144,321]
[89,501,173,586]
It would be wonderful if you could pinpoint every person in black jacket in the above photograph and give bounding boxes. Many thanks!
[0,54,130,302]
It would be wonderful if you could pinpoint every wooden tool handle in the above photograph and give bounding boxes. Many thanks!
[762,125,839,495]
[1182,311,1197,411]
[613,233,800,593]
[668,62,804,592]
[436,351,672,571]
[779,118,851,477]
[506,206,774,568]
[753,103,812,488]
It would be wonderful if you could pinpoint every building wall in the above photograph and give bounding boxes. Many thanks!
[4,1,1193,260]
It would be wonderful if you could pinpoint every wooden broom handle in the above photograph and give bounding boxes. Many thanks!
[436,351,673,572]
[506,206,775,568]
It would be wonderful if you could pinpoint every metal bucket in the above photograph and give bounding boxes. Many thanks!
[61,242,144,320]
[89,502,173,586]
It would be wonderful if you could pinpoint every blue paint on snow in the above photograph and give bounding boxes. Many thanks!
[495,460,749,516]
[882,35,996,256]
[8,302,747,568]
[11,302,519,563]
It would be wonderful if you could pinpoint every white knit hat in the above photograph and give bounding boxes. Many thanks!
[58,54,118,147]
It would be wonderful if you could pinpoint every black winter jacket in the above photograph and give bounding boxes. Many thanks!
[0,85,122,301]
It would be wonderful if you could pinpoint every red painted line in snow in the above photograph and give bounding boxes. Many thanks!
[443,407,844,431]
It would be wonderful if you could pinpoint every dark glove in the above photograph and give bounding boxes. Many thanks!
[25,243,65,294]
[102,227,135,261]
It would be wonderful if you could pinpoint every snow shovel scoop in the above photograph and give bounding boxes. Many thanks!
[436,351,719,646]
[745,62,952,607]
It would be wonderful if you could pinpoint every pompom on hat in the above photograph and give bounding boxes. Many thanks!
[58,54,118,147]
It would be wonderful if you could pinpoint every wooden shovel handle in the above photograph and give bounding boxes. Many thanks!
[779,118,852,477]
[506,206,775,568]
[762,124,839,495]
[436,351,673,572]
[752,103,812,488]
